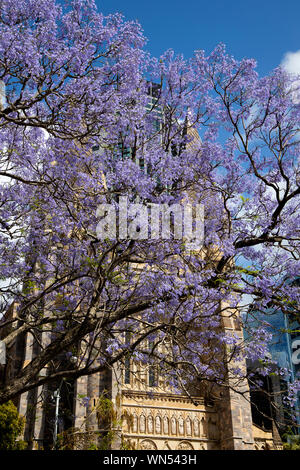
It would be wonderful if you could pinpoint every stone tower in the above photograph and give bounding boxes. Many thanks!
[0,298,280,450]
[0,83,280,451]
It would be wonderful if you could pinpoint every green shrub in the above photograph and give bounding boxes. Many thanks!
[0,401,27,450]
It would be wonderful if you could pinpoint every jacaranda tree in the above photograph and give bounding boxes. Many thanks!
[0,0,299,427]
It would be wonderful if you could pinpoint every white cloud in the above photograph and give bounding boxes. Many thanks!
[281,50,300,75]
[280,50,300,105]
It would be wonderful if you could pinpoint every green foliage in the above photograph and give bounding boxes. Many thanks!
[56,427,80,450]
[120,436,136,450]
[56,392,121,450]
[282,429,300,450]
[236,265,260,276]
[0,401,27,450]
[96,393,116,424]
[283,441,300,450]
[95,392,121,450]
[240,194,249,204]
[96,430,116,450]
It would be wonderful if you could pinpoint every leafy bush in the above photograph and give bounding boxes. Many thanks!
[0,401,27,450]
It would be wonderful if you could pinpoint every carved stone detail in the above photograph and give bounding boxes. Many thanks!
[132,413,138,433]
[140,414,146,433]
[178,415,184,436]
[155,415,162,434]
[164,440,172,450]
[163,415,169,434]
[186,417,192,436]
[171,415,177,435]
[194,418,200,437]
[147,414,154,434]
[140,439,157,450]
[201,416,207,437]
[177,441,194,450]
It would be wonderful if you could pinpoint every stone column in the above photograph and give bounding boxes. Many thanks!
[217,301,255,450]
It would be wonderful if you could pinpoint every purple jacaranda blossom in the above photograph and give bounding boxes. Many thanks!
[0,0,298,423]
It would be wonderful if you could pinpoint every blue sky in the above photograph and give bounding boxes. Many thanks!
[97,0,300,77]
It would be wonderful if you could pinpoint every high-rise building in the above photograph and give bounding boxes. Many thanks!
[245,278,300,433]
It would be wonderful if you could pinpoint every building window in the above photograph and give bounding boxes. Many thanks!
[124,357,131,385]
[124,332,131,384]
[148,340,157,387]
[148,364,156,387]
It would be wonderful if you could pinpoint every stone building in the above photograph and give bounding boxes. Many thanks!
[0,300,282,450]
[0,81,283,451]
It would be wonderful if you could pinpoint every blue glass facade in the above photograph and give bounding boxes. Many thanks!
[245,306,300,430]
